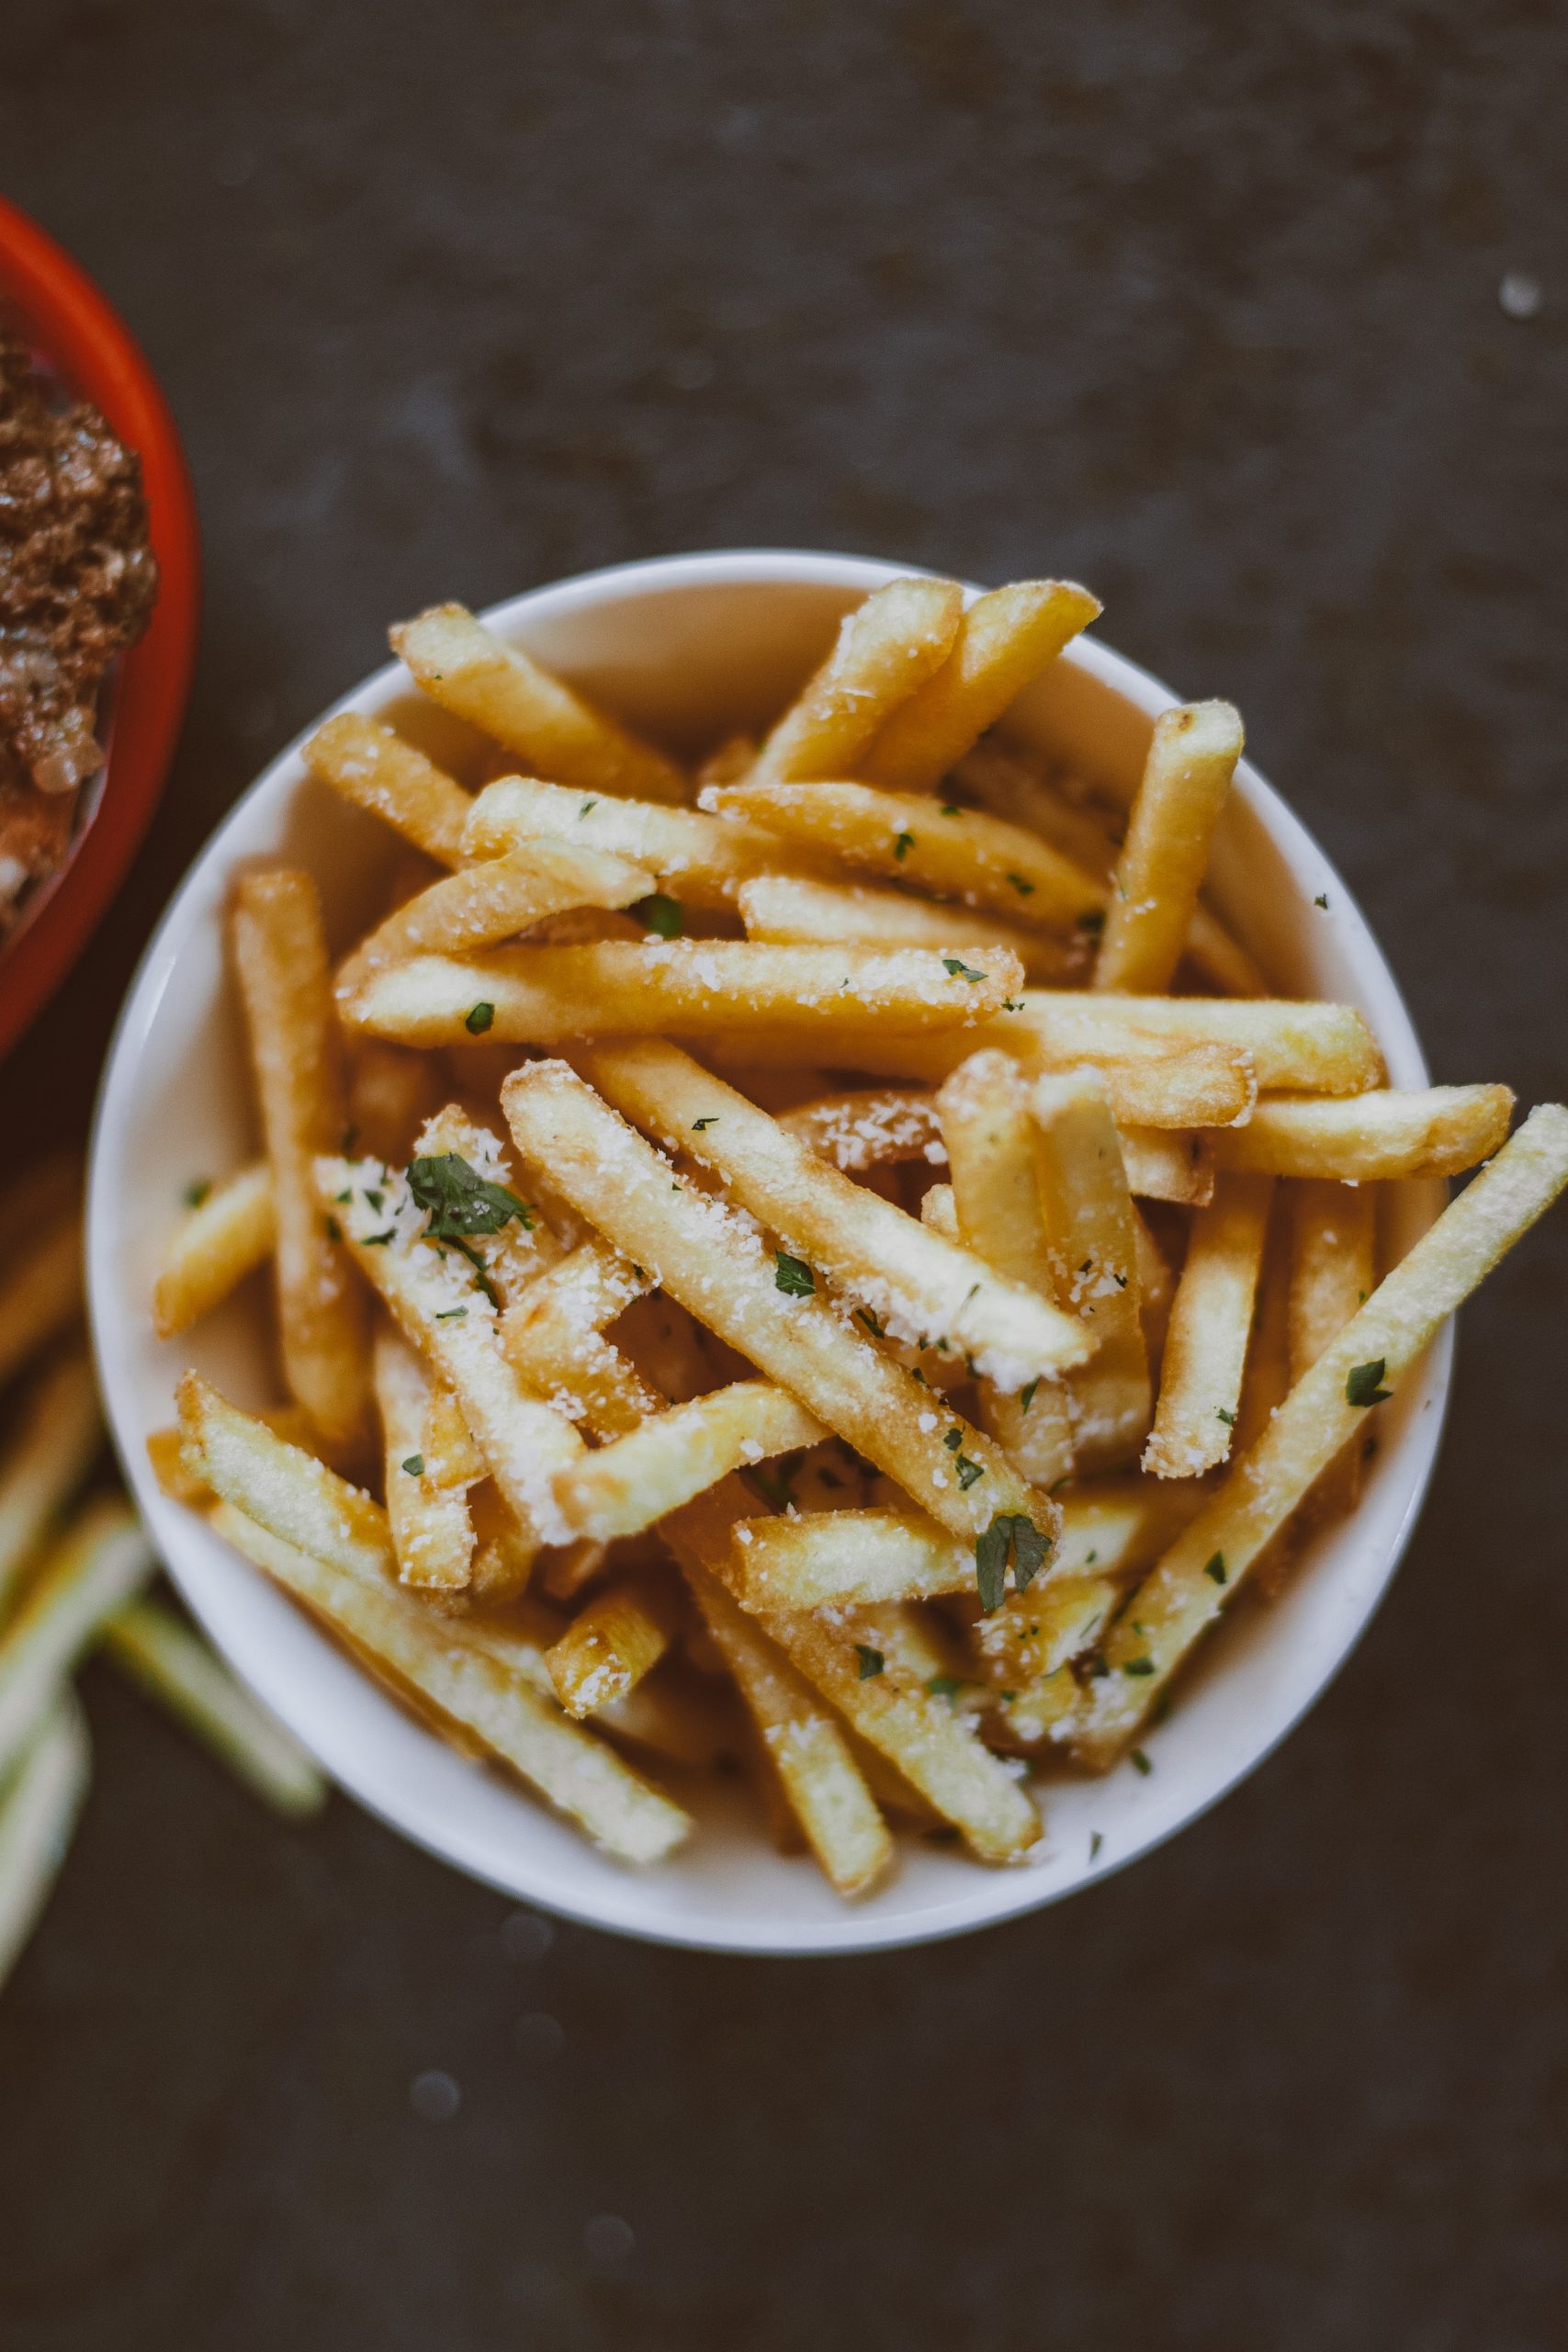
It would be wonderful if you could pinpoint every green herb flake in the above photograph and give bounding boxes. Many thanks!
[926,1675,963,1701]
[363,1228,394,1247]
[856,1306,884,1338]
[1089,1830,1103,1861]
[1006,872,1035,897]
[940,802,961,817]
[408,1151,534,1239]
[401,1454,424,1477]
[773,1250,815,1297]
[893,830,915,861]
[1216,1407,1236,1427]
[434,1306,468,1321]
[183,1179,211,1209]
[854,1645,885,1680]
[1130,1748,1153,1776]
[1314,892,1329,909]
[1002,998,1025,1012]
[464,1001,495,1035]
[692,1116,720,1131]
[1019,1377,1040,1414]
[1124,1657,1156,1677]
[1203,1552,1227,1585]
[943,1427,963,1451]
[365,1188,384,1214]
[975,1512,1049,1611]
[580,798,597,817]
[942,956,987,983]
[955,1455,985,1490]
[633,892,683,939]
[1347,1358,1393,1408]
[324,1216,343,1242]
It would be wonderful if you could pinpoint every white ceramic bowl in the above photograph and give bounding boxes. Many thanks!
[87,550,1450,1955]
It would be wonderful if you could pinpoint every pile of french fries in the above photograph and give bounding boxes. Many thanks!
[153,577,1568,1897]
[0,1159,325,1996]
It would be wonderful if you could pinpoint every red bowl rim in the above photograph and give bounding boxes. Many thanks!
[0,196,200,1061]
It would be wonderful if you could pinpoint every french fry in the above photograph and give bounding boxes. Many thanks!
[346,1041,446,1166]
[728,1509,976,1609]
[301,712,474,866]
[545,1576,683,1717]
[554,1383,825,1543]
[1118,1126,1214,1207]
[696,732,758,789]
[102,1597,328,1817]
[0,1350,101,1614]
[975,1570,1122,1736]
[501,1240,658,1436]
[210,1500,689,1863]
[936,1051,1075,1487]
[781,1086,948,1175]
[422,1379,484,1489]
[344,939,1025,1048]
[391,603,689,804]
[1143,1172,1273,1479]
[152,1162,275,1338]
[0,1199,83,1389]
[1093,701,1245,993]
[1133,1204,1177,1369]
[760,1604,1042,1863]
[0,1696,89,1996]
[502,1059,1061,1552]
[706,777,1105,936]
[0,1499,154,1781]
[580,1039,1094,1388]
[1031,1072,1153,1471]
[953,739,1121,873]
[336,841,657,1000]
[1212,1086,1515,1181]
[749,577,964,784]
[738,873,1079,983]
[1012,991,1381,1094]
[862,581,1101,793]
[920,1182,958,1239]
[464,775,814,908]
[1076,1102,1568,1763]
[373,1326,475,1593]
[178,1373,392,1577]
[1288,1179,1379,1525]
[232,870,369,1452]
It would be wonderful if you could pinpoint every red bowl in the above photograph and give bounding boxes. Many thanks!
[0,198,200,1060]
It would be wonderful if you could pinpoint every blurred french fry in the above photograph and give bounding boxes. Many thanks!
[1118,1126,1214,1207]
[545,1576,683,1717]
[346,1041,446,1167]
[695,732,758,789]
[1133,1204,1176,1370]
[1288,1178,1379,1526]
[422,1378,484,1489]
[0,1696,89,1997]
[1014,991,1380,1094]
[302,712,475,866]
[781,1086,948,1175]
[1143,1172,1273,1479]
[232,869,369,1453]
[152,1162,275,1339]
[373,1326,475,1593]
[553,1382,825,1543]
[502,1059,1061,1553]
[178,1374,392,1577]
[391,603,689,804]
[1094,702,1245,994]
[738,873,1079,983]
[1076,1102,1568,1764]
[937,1051,1075,1487]
[863,581,1101,793]
[102,1596,328,1818]
[581,1040,1094,1388]
[344,939,1025,1048]
[464,775,813,907]
[0,1200,83,1390]
[337,841,657,999]
[1213,1085,1515,1180]
[1031,1072,1153,1471]
[0,1498,154,1781]
[0,1350,101,1614]
[749,578,964,784]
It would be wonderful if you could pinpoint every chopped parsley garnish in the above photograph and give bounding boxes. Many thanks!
[1085,1549,1098,1566]
[324,1216,343,1242]
[926,1675,963,1701]
[773,1250,815,1296]
[408,1152,534,1239]
[1019,1377,1040,1414]
[401,1454,424,1477]
[942,956,987,982]
[955,1455,984,1489]
[1002,998,1025,1012]
[856,1307,884,1338]
[1216,1407,1236,1427]
[580,798,597,817]
[1006,872,1035,897]
[633,892,683,939]
[854,1645,885,1680]
[446,1236,501,1306]
[340,1124,359,1154]
[1314,892,1328,909]
[940,802,961,817]
[1089,1830,1103,1861]
[1346,1359,1393,1408]
[692,1116,720,1131]
[434,1306,468,1320]
[183,1179,210,1209]
[1123,1657,1156,1677]
[464,1001,495,1034]
[1203,1552,1227,1585]
[365,1188,384,1213]
[363,1228,394,1247]
[943,1428,963,1451]
[1130,1748,1153,1776]
[975,1512,1049,1611]
[334,1189,351,1204]
[893,830,915,861]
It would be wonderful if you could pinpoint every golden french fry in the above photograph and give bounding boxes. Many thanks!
[346,1040,446,1166]
[102,1597,328,1819]
[0,1696,89,1996]
[1133,1204,1176,1370]
[975,1570,1121,1726]
[581,1039,1094,1388]
[502,1059,1060,1553]
[1117,1126,1214,1207]
[919,1182,958,1239]
[0,1499,154,1781]
[1213,1085,1515,1180]
[1094,701,1245,993]
[152,1162,275,1339]
[862,581,1101,793]
[1288,1178,1379,1527]
[422,1379,485,1489]
[1143,1171,1273,1478]
[463,774,815,907]
[750,578,964,784]
[737,872,1079,983]
[937,1050,1075,1487]
[0,1350,101,1614]
[780,1086,948,1175]
[1015,991,1381,1094]
[1031,1072,1153,1471]
[301,712,474,866]
[1184,908,1269,999]
[373,1326,475,1593]
[337,841,657,1000]
[545,1576,683,1717]
[344,938,1025,1049]
[1077,1102,1568,1764]
[728,1509,976,1609]
[0,1200,83,1390]
[232,870,369,1453]
[554,1382,825,1543]
[953,739,1120,874]
[210,1500,689,1863]
[391,603,689,804]
[706,777,1104,936]
[501,1240,658,1437]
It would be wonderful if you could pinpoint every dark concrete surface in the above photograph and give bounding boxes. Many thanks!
[3,2,1566,2344]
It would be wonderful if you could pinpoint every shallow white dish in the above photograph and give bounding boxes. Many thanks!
[87,549,1450,1956]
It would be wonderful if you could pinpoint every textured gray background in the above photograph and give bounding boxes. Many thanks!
[3,2,1566,2345]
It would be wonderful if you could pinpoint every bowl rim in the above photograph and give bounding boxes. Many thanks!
[0,196,200,1061]
[86,547,1450,1955]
